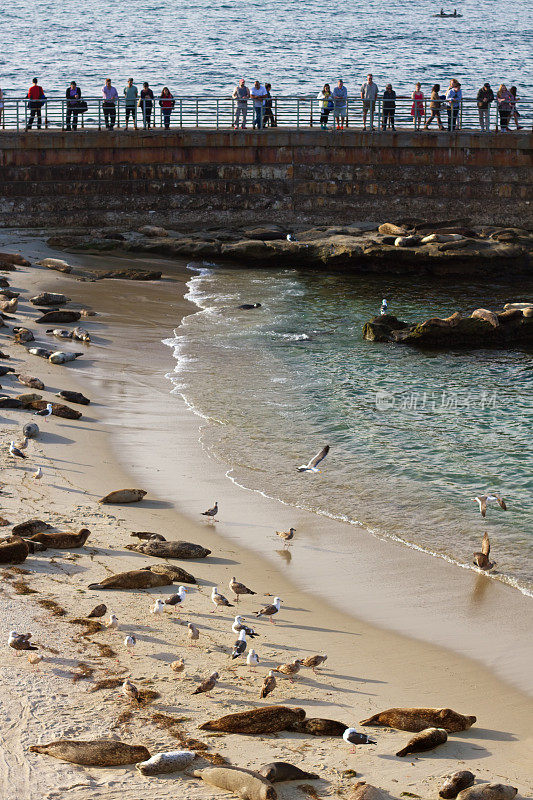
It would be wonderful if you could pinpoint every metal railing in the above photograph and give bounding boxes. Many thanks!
[0,96,529,132]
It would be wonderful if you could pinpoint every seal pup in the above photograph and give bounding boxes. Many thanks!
[255,597,281,624]
[151,598,164,615]
[473,493,507,517]
[211,586,234,612]
[12,519,52,537]
[23,422,40,438]
[260,671,277,699]
[88,569,173,590]
[29,739,150,766]
[297,444,329,473]
[273,659,302,682]
[187,622,200,645]
[232,616,259,638]
[49,351,83,364]
[87,603,107,619]
[396,726,448,757]
[29,529,90,548]
[231,629,247,659]
[202,501,218,521]
[456,785,517,800]
[170,657,185,675]
[122,679,141,704]
[230,576,256,601]
[193,671,219,696]
[439,771,476,799]
[9,441,26,459]
[473,532,494,570]
[259,762,319,783]
[343,728,377,751]
[301,654,327,673]
[105,613,119,629]
[132,531,166,541]
[9,631,38,652]
[276,528,295,546]
[135,749,195,775]
[199,705,306,734]
[192,766,277,800]
[247,649,259,669]
[0,536,29,564]
[360,707,476,732]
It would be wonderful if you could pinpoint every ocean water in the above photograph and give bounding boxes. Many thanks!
[1,0,532,97]
[165,265,533,596]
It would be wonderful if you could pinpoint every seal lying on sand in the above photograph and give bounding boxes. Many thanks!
[135,750,195,775]
[192,767,277,800]
[439,771,476,799]
[199,706,305,734]
[142,564,197,584]
[258,763,319,782]
[11,519,52,537]
[0,536,29,564]
[29,529,90,548]
[131,531,166,541]
[99,489,147,504]
[29,739,150,766]
[88,569,173,590]
[360,707,476,732]
[126,540,211,559]
[456,786,517,800]
[396,727,448,757]
[288,717,347,736]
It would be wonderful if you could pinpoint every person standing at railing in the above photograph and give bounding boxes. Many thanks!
[445,79,462,131]
[65,81,81,131]
[159,87,174,129]
[509,87,523,130]
[232,79,250,129]
[140,82,154,129]
[496,85,513,131]
[476,82,494,132]
[102,78,119,129]
[26,77,46,130]
[361,74,378,130]
[424,84,444,130]
[263,84,276,127]
[411,83,425,130]
[317,84,333,130]
[332,79,348,130]
[251,81,267,129]
[124,78,138,129]
[382,84,396,130]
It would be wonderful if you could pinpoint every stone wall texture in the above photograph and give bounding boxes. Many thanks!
[0,129,531,228]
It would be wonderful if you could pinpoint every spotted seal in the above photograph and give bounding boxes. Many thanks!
[29,739,150,766]
[396,727,448,757]
[360,707,476,732]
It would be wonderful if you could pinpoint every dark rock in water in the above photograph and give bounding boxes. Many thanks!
[237,303,262,310]
[362,315,410,343]
[57,390,90,405]
[98,269,162,281]
[35,311,81,324]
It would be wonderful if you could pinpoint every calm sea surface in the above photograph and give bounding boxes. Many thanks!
[165,266,533,596]
[2,0,532,96]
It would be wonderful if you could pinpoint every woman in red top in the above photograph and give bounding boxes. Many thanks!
[159,87,174,129]
[26,77,46,130]
[411,82,424,130]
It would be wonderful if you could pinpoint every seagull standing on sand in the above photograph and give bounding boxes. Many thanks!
[255,597,281,624]
[260,670,277,698]
[302,654,328,674]
[232,615,259,638]
[187,622,200,645]
[192,671,219,696]
[105,613,119,629]
[211,586,234,612]
[229,577,256,602]
[9,441,27,460]
[32,467,43,481]
[170,657,185,676]
[8,631,38,653]
[274,658,303,682]
[165,586,187,610]
[231,629,247,659]
[201,502,218,521]
[122,679,141,704]
[297,445,330,473]
[342,727,377,752]
[247,649,259,669]
[151,598,165,615]
[16,437,29,451]
[473,493,507,517]
[473,532,494,570]
[276,527,295,546]
[124,634,136,654]
[34,403,53,421]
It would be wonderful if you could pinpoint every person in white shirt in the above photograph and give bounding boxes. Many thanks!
[102,78,119,129]
[250,80,268,129]
[445,78,462,131]
[232,79,250,129]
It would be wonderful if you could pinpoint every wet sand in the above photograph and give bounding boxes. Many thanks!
[0,231,532,800]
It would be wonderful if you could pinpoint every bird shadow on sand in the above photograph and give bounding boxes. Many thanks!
[277,622,361,637]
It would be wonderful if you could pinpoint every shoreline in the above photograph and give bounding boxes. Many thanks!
[0,230,532,799]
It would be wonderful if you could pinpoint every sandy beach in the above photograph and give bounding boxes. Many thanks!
[0,231,532,800]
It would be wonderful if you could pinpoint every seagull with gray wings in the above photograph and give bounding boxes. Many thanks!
[297,445,330,472]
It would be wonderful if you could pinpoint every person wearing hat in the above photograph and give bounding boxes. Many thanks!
[232,79,250,129]
[476,82,494,132]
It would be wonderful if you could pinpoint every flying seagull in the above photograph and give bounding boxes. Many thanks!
[473,532,494,570]
[473,493,507,517]
[297,445,330,472]
[343,727,377,752]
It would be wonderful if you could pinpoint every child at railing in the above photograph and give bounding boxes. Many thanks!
[411,83,425,130]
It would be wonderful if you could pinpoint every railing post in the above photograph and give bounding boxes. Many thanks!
[196,98,199,128]
[216,99,219,129]
[61,99,65,130]
[296,98,300,129]
[17,101,20,132]
[310,98,313,128]
[378,97,382,130]
[98,99,101,130]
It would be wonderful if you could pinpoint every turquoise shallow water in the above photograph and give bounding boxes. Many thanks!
[1,0,532,96]
[165,266,533,596]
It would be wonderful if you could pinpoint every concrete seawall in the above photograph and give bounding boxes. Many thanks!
[0,129,531,228]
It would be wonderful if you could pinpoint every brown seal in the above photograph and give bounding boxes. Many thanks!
[29,739,150,766]
[199,706,306,735]
[131,531,166,541]
[29,529,90,548]
[289,717,347,736]
[11,519,52,537]
[360,707,476,732]
[126,540,211,559]
[258,762,319,782]
[456,786,517,800]
[88,569,173,591]
[396,726,448,757]
[35,311,81,324]
[98,489,146,504]
[143,564,197,584]
[471,309,499,328]
[0,536,29,564]
[420,312,462,329]
[192,767,277,800]
[439,771,476,799]
[348,782,386,800]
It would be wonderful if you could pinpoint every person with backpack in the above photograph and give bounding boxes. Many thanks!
[26,77,45,130]
[65,81,81,130]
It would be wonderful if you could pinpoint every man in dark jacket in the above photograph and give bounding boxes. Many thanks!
[65,81,82,130]
[477,83,494,132]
